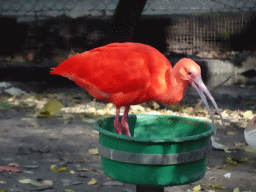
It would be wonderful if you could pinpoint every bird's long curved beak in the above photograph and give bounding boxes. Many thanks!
[191,74,225,134]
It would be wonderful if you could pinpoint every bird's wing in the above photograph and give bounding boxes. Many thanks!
[50,43,152,94]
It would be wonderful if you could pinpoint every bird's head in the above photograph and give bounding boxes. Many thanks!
[178,59,201,83]
[177,58,225,133]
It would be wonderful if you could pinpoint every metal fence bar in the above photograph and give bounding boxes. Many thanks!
[0,0,255,58]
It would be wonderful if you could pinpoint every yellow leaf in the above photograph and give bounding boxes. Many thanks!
[0,190,8,192]
[241,157,249,163]
[65,189,76,192]
[193,184,201,191]
[233,187,240,192]
[203,184,212,188]
[89,148,98,155]
[226,157,238,166]
[50,164,67,172]
[227,131,236,135]
[103,113,111,117]
[88,178,97,185]
[40,99,64,117]
[39,110,53,117]
[235,143,244,147]
[58,167,67,172]
[213,184,226,189]
[244,146,255,152]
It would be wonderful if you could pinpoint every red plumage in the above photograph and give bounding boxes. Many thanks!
[51,42,223,136]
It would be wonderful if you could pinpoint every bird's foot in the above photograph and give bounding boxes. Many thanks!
[121,117,131,136]
[114,119,122,135]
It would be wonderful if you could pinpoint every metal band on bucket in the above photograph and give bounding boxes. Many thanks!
[98,141,212,165]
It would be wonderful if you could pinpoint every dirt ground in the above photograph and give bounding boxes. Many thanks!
[1,84,256,192]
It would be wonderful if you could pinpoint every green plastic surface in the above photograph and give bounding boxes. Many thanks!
[93,114,214,186]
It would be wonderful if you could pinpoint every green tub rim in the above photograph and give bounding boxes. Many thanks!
[93,114,214,143]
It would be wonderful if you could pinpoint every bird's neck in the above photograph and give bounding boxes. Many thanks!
[159,68,190,105]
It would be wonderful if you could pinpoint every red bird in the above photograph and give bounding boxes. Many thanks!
[50,42,224,136]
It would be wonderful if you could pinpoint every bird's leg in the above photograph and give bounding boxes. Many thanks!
[114,108,122,135]
[121,106,131,136]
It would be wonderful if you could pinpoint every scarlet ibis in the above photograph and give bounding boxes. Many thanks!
[244,118,256,151]
[50,42,224,136]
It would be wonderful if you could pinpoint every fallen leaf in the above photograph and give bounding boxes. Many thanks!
[243,110,254,119]
[223,147,232,153]
[92,169,104,175]
[103,113,111,117]
[23,165,39,169]
[30,180,44,187]
[65,189,76,192]
[39,111,53,118]
[235,143,245,147]
[241,157,249,163]
[233,121,247,128]
[121,189,133,192]
[43,180,54,186]
[50,165,67,172]
[227,131,236,135]
[0,190,8,192]
[8,163,19,167]
[62,179,82,186]
[23,170,34,174]
[244,146,255,152]
[233,187,240,192]
[88,178,97,185]
[202,184,212,188]
[5,87,27,96]
[39,99,64,117]
[69,170,75,174]
[81,117,96,123]
[193,184,201,191]
[19,178,31,184]
[76,167,89,172]
[213,184,226,189]
[89,148,98,155]
[226,157,238,165]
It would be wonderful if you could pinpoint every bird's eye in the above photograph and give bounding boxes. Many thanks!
[187,71,192,75]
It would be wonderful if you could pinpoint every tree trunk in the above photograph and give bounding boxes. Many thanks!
[104,0,147,44]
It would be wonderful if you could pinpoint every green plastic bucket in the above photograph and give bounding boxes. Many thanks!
[93,114,214,187]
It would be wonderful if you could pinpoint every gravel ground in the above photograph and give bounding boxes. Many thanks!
[0,82,256,192]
